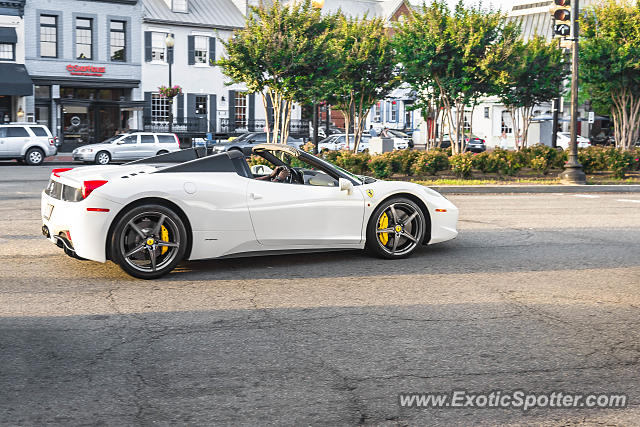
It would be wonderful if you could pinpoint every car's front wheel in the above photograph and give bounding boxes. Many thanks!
[366,197,426,259]
[110,204,188,279]
[95,151,111,165]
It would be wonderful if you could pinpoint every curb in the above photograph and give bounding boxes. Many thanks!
[431,185,640,194]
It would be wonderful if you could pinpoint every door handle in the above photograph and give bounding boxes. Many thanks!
[250,193,263,200]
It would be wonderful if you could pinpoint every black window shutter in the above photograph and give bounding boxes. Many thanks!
[144,32,152,62]
[143,92,152,125]
[168,33,175,64]
[266,95,273,130]
[248,93,255,126]
[187,35,195,65]
[208,37,216,66]
[228,90,236,132]
[177,93,184,122]
[187,93,196,118]
[209,94,217,133]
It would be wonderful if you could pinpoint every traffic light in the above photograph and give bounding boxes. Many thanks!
[550,0,571,37]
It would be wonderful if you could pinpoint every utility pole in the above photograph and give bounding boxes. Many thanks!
[559,0,586,184]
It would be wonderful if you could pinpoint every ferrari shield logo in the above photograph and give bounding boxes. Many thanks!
[366,189,374,198]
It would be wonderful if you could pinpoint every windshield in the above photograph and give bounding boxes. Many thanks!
[313,155,363,184]
[101,135,123,144]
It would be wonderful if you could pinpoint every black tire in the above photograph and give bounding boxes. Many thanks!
[110,204,188,279]
[156,150,169,156]
[365,197,426,259]
[95,151,111,165]
[25,148,44,166]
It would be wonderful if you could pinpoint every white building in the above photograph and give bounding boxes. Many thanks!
[0,0,30,124]
[141,0,302,141]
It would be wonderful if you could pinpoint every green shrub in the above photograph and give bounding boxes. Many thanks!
[411,149,450,175]
[472,151,503,173]
[530,155,551,174]
[607,149,636,179]
[578,146,609,174]
[449,153,474,178]
[499,150,525,176]
[368,155,393,179]
[523,144,564,169]
[333,151,371,175]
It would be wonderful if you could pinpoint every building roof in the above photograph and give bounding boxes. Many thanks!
[143,0,245,29]
[321,0,407,21]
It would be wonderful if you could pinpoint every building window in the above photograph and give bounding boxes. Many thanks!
[172,0,188,12]
[372,102,381,122]
[75,18,93,60]
[194,36,208,64]
[195,95,207,115]
[463,113,471,132]
[151,32,167,62]
[151,94,170,122]
[235,92,247,129]
[390,101,398,122]
[40,15,58,58]
[484,106,490,119]
[0,43,14,61]
[110,21,126,62]
[501,111,513,134]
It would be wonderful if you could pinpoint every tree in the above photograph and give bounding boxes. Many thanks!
[324,15,399,152]
[394,0,519,153]
[496,36,567,150]
[580,0,640,150]
[218,0,336,144]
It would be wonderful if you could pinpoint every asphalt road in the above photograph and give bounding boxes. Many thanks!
[1,164,640,426]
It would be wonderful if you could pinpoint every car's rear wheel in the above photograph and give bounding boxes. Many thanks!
[95,151,111,165]
[366,197,426,259]
[156,150,169,156]
[25,148,44,166]
[110,204,187,279]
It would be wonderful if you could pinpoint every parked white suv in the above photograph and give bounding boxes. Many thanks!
[0,124,57,165]
[72,132,181,164]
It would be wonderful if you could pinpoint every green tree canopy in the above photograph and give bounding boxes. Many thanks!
[496,36,567,149]
[581,0,640,150]
[218,0,336,143]
[394,0,519,153]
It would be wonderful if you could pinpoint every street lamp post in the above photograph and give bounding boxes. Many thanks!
[560,0,586,184]
[165,34,175,133]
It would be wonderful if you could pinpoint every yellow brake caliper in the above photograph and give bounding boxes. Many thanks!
[161,225,169,255]
[378,212,389,245]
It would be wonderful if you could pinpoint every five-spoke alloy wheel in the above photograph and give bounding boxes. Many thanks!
[366,197,426,259]
[25,148,44,166]
[110,204,187,279]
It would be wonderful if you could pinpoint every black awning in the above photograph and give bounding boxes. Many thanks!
[0,27,17,43]
[0,63,33,96]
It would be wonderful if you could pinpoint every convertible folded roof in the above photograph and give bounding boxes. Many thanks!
[126,147,208,165]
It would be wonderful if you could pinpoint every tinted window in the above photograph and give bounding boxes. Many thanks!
[6,127,29,137]
[120,135,137,144]
[157,135,176,144]
[140,135,155,144]
[0,128,6,138]
[30,127,48,137]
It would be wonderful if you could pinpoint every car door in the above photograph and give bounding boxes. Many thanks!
[112,135,138,160]
[0,128,7,155]
[246,178,365,247]
[139,134,157,158]
[5,126,31,155]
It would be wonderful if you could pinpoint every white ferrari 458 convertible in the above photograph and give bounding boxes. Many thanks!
[41,144,458,279]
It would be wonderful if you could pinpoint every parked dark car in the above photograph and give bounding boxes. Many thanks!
[210,132,304,156]
[465,136,486,153]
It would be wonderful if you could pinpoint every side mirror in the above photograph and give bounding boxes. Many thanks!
[339,178,353,195]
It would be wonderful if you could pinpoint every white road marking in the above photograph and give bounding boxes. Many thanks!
[617,199,640,204]
[573,194,600,198]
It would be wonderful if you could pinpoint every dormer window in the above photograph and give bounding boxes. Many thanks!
[172,0,188,13]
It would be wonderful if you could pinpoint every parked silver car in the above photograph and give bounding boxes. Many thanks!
[0,123,57,165]
[72,132,181,164]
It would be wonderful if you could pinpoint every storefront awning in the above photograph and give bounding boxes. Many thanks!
[0,63,33,96]
[0,27,17,43]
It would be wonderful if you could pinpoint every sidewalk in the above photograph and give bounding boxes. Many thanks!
[45,153,73,163]
[432,185,640,194]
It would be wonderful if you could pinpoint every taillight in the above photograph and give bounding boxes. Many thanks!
[52,168,73,177]
[82,180,108,199]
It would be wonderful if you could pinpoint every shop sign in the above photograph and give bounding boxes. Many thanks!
[66,64,106,77]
